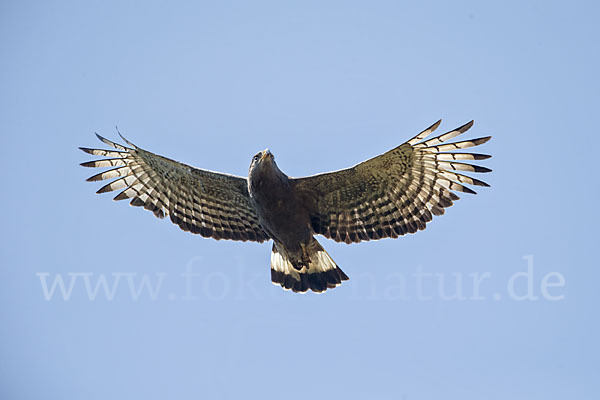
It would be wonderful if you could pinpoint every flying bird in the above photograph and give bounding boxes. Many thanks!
[80,120,491,293]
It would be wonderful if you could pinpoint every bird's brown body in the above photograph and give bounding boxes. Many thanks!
[248,150,349,291]
[248,151,310,248]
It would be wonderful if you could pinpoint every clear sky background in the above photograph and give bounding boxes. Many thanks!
[1,1,599,399]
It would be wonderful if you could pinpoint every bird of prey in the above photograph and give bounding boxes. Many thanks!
[80,120,491,293]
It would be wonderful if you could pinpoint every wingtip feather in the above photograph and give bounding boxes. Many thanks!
[474,136,492,145]
[473,165,492,173]
[94,132,107,143]
[458,120,474,133]
[79,147,95,155]
[116,126,137,148]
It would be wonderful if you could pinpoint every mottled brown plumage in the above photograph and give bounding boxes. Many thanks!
[80,120,491,293]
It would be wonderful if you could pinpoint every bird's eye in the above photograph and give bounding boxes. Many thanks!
[253,155,260,162]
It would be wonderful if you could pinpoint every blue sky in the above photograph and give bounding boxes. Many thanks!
[1,1,598,399]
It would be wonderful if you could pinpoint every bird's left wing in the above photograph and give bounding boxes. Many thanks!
[80,134,269,242]
[292,120,491,244]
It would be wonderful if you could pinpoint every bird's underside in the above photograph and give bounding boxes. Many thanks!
[80,120,491,293]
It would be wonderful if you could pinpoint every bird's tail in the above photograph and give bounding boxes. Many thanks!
[270,237,349,293]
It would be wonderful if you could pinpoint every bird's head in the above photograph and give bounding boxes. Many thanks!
[248,148,286,185]
[249,149,274,171]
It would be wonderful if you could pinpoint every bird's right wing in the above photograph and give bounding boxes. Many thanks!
[80,134,269,242]
[293,120,491,244]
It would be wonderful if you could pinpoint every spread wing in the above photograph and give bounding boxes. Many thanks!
[293,120,491,244]
[80,134,269,242]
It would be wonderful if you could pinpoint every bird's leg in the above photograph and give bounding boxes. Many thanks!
[299,242,312,271]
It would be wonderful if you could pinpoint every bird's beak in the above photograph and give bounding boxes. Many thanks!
[260,149,272,161]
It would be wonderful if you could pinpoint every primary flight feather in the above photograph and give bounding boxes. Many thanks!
[80,120,491,293]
